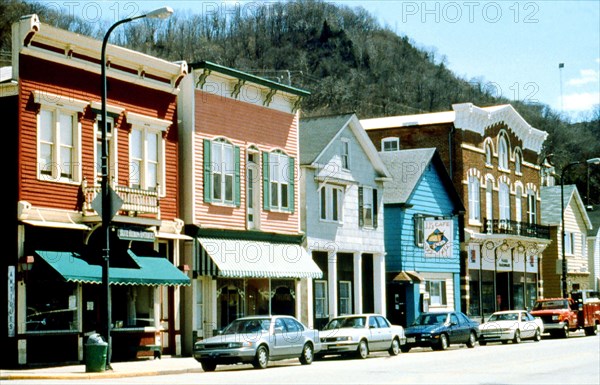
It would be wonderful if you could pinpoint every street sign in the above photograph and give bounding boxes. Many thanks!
[91,186,124,220]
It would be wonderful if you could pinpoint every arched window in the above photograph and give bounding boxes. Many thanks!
[527,189,537,224]
[498,135,508,169]
[485,142,492,165]
[486,179,494,221]
[499,182,510,221]
[514,150,522,174]
[468,176,480,222]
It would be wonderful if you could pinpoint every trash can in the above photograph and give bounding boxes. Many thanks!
[85,333,108,372]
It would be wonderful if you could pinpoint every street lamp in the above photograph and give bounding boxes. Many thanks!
[100,6,173,369]
[560,157,600,298]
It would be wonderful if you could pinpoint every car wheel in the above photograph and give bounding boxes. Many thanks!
[200,360,217,372]
[479,341,487,346]
[400,345,411,353]
[534,328,542,342]
[562,325,570,339]
[501,340,508,344]
[299,343,314,365]
[252,345,269,369]
[513,330,521,344]
[388,338,400,356]
[584,325,598,336]
[356,340,369,359]
[466,331,477,348]
[437,334,448,351]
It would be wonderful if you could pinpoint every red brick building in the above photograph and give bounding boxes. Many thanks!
[2,15,189,366]
[362,103,551,319]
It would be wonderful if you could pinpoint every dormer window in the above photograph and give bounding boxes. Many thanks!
[382,137,400,152]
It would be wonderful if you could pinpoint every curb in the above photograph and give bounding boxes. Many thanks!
[0,367,204,381]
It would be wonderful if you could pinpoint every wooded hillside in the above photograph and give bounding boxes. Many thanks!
[1,0,598,203]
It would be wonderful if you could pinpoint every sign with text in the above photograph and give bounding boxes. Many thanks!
[424,219,453,258]
[7,266,15,337]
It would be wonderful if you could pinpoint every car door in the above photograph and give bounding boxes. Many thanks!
[521,312,536,338]
[367,315,382,350]
[271,317,291,358]
[282,317,305,356]
[448,313,468,343]
[375,316,394,351]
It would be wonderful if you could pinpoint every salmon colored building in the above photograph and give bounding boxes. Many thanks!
[2,15,189,367]
[177,62,322,354]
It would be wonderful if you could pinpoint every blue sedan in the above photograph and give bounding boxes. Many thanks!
[402,311,480,352]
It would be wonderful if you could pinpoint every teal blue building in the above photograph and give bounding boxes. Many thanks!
[380,148,464,327]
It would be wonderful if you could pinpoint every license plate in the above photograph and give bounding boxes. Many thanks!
[407,337,416,343]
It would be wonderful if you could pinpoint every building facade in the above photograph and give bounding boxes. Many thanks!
[178,62,321,354]
[2,15,190,367]
[362,103,551,320]
[299,114,389,329]
[379,148,464,327]
[540,185,593,297]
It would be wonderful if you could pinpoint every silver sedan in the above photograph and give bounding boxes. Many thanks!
[193,315,321,371]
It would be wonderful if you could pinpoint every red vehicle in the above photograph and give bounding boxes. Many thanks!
[530,290,600,338]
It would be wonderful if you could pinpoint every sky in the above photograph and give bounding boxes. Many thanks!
[37,0,600,122]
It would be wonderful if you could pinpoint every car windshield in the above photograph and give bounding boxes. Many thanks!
[412,313,448,326]
[488,313,519,322]
[221,318,271,335]
[533,300,568,310]
[323,316,367,330]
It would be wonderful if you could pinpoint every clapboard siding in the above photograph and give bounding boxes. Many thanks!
[193,90,299,234]
[18,55,178,219]
[385,163,461,273]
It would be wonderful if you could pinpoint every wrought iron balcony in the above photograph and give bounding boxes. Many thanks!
[483,218,550,240]
[82,181,160,218]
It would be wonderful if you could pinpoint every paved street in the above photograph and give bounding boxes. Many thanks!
[7,331,599,385]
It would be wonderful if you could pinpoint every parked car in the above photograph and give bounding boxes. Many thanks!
[403,311,480,351]
[193,315,320,371]
[317,314,406,359]
[479,310,544,345]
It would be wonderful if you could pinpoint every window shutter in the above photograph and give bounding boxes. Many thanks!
[373,188,378,228]
[234,146,241,207]
[203,139,212,203]
[441,281,447,305]
[288,156,295,213]
[358,186,364,227]
[262,151,270,211]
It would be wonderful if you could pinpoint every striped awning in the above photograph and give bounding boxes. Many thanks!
[35,250,190,286]
[198,237,322,279]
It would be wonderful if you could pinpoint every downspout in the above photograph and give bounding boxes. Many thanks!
[448,125,455,179]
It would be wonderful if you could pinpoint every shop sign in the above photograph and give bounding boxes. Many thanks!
[424,219,453,258]
[7,266,15,337]
[117,227,155,242]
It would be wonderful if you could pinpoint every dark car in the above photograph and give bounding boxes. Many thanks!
[402,311,480,352]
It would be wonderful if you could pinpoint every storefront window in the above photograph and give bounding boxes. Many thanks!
[468,270,480,316]
[271,280,295,316]
[112,286,155,328]
[481,271,495,316]
[512,272,524,310]
[526,273,537,310]
[246,279,269,316]
[217,279,245,328]
[26,281,78,332]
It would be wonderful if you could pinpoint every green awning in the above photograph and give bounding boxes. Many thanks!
[35,250,190,286]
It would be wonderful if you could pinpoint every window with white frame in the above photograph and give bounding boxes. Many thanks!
[261,150,295,213]
[341,139,350,169]
[130,128,161,192]
[414,215,425,247]
[314,280,328,319]
[486,180,494,221]
[339,281,352,315]
[382,137,399,152]
[499,182,510,221]
[515,186,522,222]
[38,108,81,182]
[527,189,537,224]
[94,115,116,183]
[564,231,575,255]
[498,135,509,169]
[515,151,522,174]
[468,176,480,221]
[358,186,378,228]
[485,142,492,166]
[320,184,344,222]
[211,140,235,204]
[426,280,447,306]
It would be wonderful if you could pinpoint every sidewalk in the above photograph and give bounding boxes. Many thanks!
[0,356,203,380]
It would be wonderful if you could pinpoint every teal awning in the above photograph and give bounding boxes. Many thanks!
[35,250,190,286]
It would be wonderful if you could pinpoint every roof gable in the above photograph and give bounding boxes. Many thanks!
[541,185,593,229]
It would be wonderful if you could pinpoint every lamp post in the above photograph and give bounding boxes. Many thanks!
[560,158,600,298]
[100,6,173,369]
